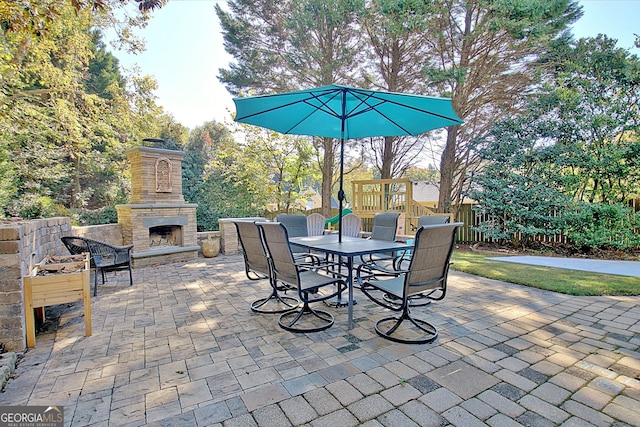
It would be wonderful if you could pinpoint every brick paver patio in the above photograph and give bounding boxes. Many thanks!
[2,254,639,426]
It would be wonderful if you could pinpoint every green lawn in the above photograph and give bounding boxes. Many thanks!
[450,251,640,296]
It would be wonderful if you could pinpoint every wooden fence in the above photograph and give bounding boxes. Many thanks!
[268,190,577,244]
[456,204,569,245]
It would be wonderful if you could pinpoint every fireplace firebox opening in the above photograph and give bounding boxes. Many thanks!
[149,225,183,248]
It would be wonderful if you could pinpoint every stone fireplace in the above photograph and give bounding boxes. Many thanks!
[116,146,199,268]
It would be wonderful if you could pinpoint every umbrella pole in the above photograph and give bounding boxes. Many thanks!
[338,88,347,243]
[338,136,345,243]
[326,134,354,309]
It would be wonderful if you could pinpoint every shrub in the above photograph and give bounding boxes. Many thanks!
[563,202,640,250]
[8,195,68,219]
[77,206,118,225]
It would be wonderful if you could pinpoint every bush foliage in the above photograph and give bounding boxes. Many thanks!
[563,202,640,250]
[470,36,640,252]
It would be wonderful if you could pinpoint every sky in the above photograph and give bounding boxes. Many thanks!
[108,0,640,130]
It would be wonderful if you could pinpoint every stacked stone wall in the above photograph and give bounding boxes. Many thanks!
[0,216,241,351]
[0,218,71,351]
[72,223,123,246]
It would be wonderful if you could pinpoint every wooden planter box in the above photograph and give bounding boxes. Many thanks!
[23,254,91,348]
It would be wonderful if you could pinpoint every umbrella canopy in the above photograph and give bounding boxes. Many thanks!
[233,84,463,240]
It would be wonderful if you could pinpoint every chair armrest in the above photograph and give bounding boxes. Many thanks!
[88,241,133,267]
[113,245,134,264]
[355,262,405,287]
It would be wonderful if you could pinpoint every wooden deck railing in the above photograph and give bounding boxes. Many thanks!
[351,179,452,234]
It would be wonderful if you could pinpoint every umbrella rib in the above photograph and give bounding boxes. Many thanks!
[234,85,462,139]
[235,98,312,121]
[346,91,461,135]
[343,91,415,135]
[238,89,344,135]
[354,90,462,124]
[282,91,343,134]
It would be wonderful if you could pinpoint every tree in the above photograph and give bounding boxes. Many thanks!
[216,0,365,217]
[404,165,439,183]
[470,119,570,247]
[470,35,640,250]
[537,35,640,203]
[422,0,582,215]
[0,0,162,36]
[216,122,318,213]
[0,2,183,219]
[359,0,434,179]
[85,30,125,99]
[1,5,104,216]
[183,121,234,230]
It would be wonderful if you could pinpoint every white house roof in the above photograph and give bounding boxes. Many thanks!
[411,181,441,202]
[411,181,474,203]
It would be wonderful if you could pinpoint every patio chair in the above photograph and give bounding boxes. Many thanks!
[341,213,362,238]
[257,222,347,333]
[419,214,450,227]
[306,213,326,236]
[275,213,320,264]
[361,212,401,265]
[327,212,361,269]
[234,221,299,314]
[410,214,450,231]
[356,222,463,344]
[398,215,451,269]
[387,214,455,306]
[61,236,133,296]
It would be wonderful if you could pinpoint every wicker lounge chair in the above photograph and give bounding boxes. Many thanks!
[61,236,133,296]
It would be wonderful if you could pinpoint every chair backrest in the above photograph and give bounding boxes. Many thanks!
[341,213,362,238]
[61,236,94,266]
[61,236,90,256]
[276,214,309,252]
[257,222,299,288]
[405,222,463,297]
[418,215,450,227]
[371,212,400,241]
[234,221,270,278]
[275,214,308,237]
[306,213,326,236]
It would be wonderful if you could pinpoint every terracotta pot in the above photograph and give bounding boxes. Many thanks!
[201,237,220,258]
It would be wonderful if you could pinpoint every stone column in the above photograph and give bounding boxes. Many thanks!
[218,218,266,255]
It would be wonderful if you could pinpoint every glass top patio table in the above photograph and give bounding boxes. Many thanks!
[289,235,414,329]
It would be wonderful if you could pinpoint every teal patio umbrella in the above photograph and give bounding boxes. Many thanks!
[233,84,463,241]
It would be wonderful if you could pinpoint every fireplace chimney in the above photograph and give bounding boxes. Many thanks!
[116,145,199,268]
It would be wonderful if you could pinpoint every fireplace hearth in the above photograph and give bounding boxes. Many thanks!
[116,146,199,268]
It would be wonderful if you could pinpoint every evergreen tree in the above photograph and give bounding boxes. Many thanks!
[216,0,365,217]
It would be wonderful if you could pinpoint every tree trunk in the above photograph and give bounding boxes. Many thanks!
[321,137,335,217]
[74,155,82,209]
[438,127,459,213]
[380,136,394,179]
